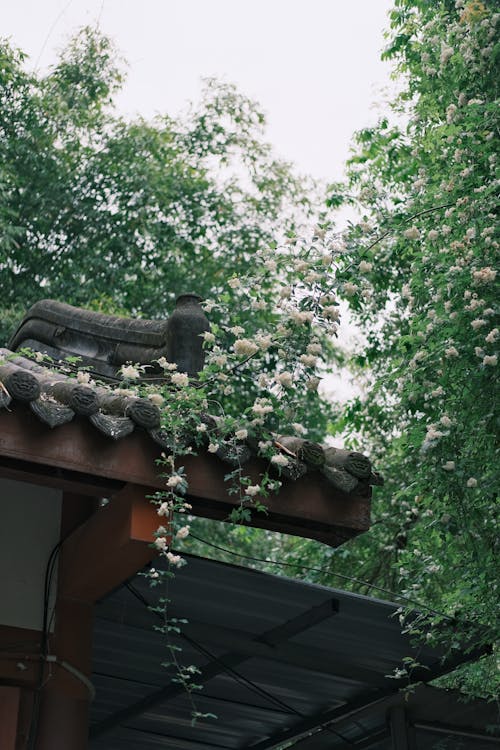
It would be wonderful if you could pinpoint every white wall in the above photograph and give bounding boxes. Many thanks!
[0,478,62,631]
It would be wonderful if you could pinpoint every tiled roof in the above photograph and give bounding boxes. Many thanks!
[1,299,383,495]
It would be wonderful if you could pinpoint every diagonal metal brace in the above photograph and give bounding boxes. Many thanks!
[90,596,338,739]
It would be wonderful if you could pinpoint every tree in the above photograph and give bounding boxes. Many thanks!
[315,0,499,699]
[0,27,309,343]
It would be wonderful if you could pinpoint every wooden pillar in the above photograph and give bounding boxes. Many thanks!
[0,687,21,750]
[33,494,96,750]
[33,599,93,750]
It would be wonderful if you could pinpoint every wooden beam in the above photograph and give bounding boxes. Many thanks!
[0,408,370,547]
[0,625,41,689]
[0,455,124,497]
[59,484,167,602]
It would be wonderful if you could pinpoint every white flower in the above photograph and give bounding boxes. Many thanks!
[77,370,91,385]
[234,338,259,357]
[401,284,412,299]
[279,286,292,299]
[446,103,457,123]
[255,333,272,350]
[323,305,340,321]
[472,267,496,284]
[34,351,44,362]
[157,502,171,517]
[251,299,267,311]
[167,475,183,488]
[202,331,216,343]
[252,400,274,416]
[290,309,314,324]
[235,429,248,441]
[196,423,207,433]
[307,342,323,355]
[245,485,260,497]
[466,477,478,488]
[277,371,293,388]
[427,229,439,241]
[307,377,320,391]
[166,552,183,567]
[230,326,245,336]
[425,426,444,441]
[121,364,140,380]
[485,328,499,343]
[294,260,309,273]
[431,386,444,397]
[471,319,486,331]
[176,525,190,540]
[211,353,228,367]
[440,415,452,427]
[358,260,373,273]
[440,44,454,65]
[202,300,215,313]
[271,454,289,467]
[157,356,176,370]
[292,422,307,435]
[228,277,241,289]
[264,259,277,272]
[403,226,420,240]
[343,282,358,296]
[208,443,219,453]
[148,393,164,407]
[300,354,317,367]
[154,536,168,551]
[171,372,189,386]
[445,346,459,358]
[483,355,497,366]
[475,347,485,358]
[442,461,456,471]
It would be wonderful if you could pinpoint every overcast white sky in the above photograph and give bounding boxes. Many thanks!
[2,0,394,182]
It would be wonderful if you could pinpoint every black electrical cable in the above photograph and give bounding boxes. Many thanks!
[125,581,355,745]
[187,531,466,625]
[27,537,66,750]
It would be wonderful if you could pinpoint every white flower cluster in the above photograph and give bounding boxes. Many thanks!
[234,338,259,357]
[252,398,274,417]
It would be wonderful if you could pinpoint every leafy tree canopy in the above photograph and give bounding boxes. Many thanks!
[319,0,499,699]
[0,27,310,342]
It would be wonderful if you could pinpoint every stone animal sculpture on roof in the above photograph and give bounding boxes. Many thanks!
[9,294,209,379]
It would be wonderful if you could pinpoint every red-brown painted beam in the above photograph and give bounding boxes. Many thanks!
[0,407,370,546]
[59,484,167,602]
[0,625,40,689]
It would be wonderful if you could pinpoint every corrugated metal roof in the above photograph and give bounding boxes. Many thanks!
[88,553,495,749]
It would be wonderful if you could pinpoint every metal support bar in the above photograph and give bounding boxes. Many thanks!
[246,640,490,750]
[89,596,338,739]
[248,691,390,750]
[413,721,500,744]
[389,706,409,750]
[257,599,338,647]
